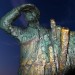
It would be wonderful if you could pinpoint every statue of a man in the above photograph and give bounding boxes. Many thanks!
[0,4,52,75]
[0,4,75,75]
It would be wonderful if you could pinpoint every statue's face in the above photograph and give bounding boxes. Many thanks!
[25,11,36,22]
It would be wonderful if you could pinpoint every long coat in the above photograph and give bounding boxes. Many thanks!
[0,4,75,75]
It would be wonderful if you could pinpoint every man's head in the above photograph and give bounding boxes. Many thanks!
[21,4,40,23]
[25,10,38,23]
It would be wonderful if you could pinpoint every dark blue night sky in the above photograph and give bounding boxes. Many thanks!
[0,0,75,75]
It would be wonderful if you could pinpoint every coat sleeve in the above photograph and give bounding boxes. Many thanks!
[0,6,23,38]
[0,4,40,39]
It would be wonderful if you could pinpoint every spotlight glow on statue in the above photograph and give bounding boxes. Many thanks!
[0,4,75,75]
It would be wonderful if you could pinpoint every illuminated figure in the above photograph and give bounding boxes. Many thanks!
[0,4,75,75]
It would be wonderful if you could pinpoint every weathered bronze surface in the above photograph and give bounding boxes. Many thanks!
[0,4,75,75]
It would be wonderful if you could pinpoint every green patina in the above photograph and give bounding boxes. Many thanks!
[0,4,75,75]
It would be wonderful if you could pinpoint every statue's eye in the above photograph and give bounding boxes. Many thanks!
[32,11,36,17]
[26,12,34,21]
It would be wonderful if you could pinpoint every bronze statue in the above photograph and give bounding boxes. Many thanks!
[0,4,75,75]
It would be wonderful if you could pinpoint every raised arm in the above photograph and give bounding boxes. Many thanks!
[0,5,22,37]
[0,4,40,38]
